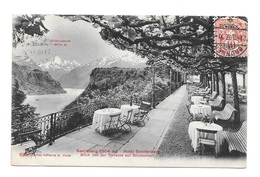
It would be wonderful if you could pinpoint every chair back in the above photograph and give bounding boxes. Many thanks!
[216,95,224,103]
[196,128,218,141]
[212,91,217,98]
[196,127,218,156]
[205,88,211,94]
[140,101,151,111]
[224,103,237,115]
[126,109,133,122]
[186,104,192,116]
[109,113,121,127]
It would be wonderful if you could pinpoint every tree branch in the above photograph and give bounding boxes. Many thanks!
[128,20,160,28]
[192,16,211,29]
[162,22,194,32]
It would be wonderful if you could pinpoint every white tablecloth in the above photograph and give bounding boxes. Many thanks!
[239,93,247,96]
[191,96,203,105]
[238,93,247,102]
[188,121,224,154]
[92,108,122,133]
[120,104,140,123]
[190,104,212,116]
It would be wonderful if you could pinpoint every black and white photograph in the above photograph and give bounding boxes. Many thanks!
[2,0,260,176]
[10,14,248,167]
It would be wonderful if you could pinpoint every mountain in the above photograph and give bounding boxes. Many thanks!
[58,54,147,89]
[12,62,66,95]
[37,56,81,80]
[13,53,41,70]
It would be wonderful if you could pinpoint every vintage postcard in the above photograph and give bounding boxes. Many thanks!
[11,14,247,167]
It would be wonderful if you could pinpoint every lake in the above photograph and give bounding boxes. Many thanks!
[24,88,84,116]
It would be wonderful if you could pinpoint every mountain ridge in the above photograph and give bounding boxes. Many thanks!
[37,55,81,80]
[59,54,147,89]
[13,53,41,70]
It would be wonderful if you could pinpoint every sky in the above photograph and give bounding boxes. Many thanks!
[13,15,135,64]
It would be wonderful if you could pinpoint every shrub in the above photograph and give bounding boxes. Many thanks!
[67,112,86,130]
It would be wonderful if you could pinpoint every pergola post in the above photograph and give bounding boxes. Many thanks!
[152,63,156,108]
[243,73,246,89]
[216,71,220,95]
[176,71,179,83]
[231,66,240,124]
[220,72,226,105]
[169,68,172,94]
[212,72,215,93]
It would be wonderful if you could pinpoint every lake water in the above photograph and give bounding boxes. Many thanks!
[24,88,84,116]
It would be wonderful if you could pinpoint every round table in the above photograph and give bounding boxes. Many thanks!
[120,104,140,123]
[191,96,203,105]
[92,108,122,133]
[190,104,212,116]
[188,121,224,154]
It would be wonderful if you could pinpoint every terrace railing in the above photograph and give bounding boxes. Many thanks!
[12,104,95,147]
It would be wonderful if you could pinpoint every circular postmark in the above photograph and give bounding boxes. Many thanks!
[214,17,248,58]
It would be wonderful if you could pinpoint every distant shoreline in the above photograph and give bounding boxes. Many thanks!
[24,88,84,116]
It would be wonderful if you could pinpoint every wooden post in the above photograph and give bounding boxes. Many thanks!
[212,73,215,93]
[176,71,179,87]
[220,72,226,105]
[174,71,177,83]
[231,66,240,124]
[206,74,210,88]
[203,74,207,87]
[169,69,172,94]
[216,71,220,95]
[152,64,155,108]
[200,74,203,84]
[49,113,54,145]
[243,73,246,89]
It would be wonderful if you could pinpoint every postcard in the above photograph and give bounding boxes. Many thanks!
[11,14,247,167]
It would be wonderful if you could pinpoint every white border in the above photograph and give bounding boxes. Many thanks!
[1,0,259,176]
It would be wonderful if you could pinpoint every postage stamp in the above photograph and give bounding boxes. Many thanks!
[214,17,248,58]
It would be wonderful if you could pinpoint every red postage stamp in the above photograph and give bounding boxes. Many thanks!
[214,17,248,58]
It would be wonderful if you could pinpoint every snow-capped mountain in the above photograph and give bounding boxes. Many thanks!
[58,54,147,89]
[90,54,147,67]
[38,56,81,80]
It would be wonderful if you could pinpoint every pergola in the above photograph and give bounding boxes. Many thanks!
[13,15,247,124]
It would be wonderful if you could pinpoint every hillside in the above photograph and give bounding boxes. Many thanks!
[58,55,147,89]
[13,53,41,70]
[65,66,170,110]
[12,62,66,95]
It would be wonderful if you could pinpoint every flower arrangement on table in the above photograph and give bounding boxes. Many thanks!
[202,113,215,126]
